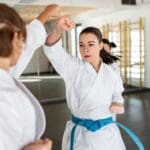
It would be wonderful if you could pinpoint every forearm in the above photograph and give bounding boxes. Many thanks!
[45,28,62,46]
[111,102,123,106]
[44,40,69,77]
[37,4,60,25]
[10,19,46,78]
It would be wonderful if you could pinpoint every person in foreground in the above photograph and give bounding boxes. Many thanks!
[44,17,126,150]
[44,17,144,150]
[0,3,60,150]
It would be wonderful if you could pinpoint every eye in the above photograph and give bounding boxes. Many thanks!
[80,44,84,47]
[89,43,94,46]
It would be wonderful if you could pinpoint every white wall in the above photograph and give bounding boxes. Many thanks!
[74,4,150,26]
[74,4,150,87]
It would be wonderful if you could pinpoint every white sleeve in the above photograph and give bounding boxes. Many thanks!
[44,40,80,82]
[112,70,124,104]
[10,19,46,79]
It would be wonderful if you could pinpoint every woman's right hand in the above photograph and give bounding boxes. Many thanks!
[22,138,52,150]
[56,16,75,32]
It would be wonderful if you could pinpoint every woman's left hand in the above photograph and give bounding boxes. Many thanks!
[109,102,124,114]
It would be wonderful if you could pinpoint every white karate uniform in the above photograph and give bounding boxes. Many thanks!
[0,19,46,150]
[44,41,126,150]
[110,63,124,121]
[110,63,123,85]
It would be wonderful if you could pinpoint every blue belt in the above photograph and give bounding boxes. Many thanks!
[70,115,144,150]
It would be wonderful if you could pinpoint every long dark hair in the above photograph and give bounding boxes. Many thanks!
[80,27,120,64]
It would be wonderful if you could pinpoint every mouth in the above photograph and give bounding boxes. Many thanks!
[84,55,91,58]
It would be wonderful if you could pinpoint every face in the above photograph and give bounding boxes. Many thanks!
[10,32,24,66]
[79,33,103,65]
[103,43,111,53]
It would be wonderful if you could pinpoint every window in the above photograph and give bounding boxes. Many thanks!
[101,17,144,87]
[69,24,83,59]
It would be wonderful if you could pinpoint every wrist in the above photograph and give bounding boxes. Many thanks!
[45,30,62,46]
[111,102,123,107]
[37,14,47,25]
[37,13,55,25]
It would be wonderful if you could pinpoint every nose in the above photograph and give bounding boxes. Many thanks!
[83,45,89,52]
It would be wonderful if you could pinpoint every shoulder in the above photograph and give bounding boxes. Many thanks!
[104,63,120,76]
[0,78,17,92]
[0,76,20,107]
[103,63,118,80]
[110,63,119,72]
[0,71,17,91]
[103,63,117,73]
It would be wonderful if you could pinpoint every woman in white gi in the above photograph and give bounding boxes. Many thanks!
[0,3,60,150]
[44,17,125,150]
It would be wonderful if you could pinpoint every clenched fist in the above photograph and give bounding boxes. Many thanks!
[23,138,52,150]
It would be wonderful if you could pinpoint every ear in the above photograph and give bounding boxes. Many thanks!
[12,32,19,50]
[99,41,104,49]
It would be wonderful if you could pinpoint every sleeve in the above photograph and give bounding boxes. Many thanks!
[0,96,24,149]
[44,40,80,82]
[112,69,124,104]
[110,63,120,75]
[10,19,47,79]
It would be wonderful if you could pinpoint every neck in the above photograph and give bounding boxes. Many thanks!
[0,57,10,71]
[91,58,101,73]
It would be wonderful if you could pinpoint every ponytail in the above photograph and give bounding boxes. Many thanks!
[100,48,120,64]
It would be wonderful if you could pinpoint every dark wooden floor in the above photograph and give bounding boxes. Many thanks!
[22,77,150,150]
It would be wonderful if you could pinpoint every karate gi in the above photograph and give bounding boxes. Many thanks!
[44,41,126,150]
[110,62,124,121]
[0,19,46,149]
